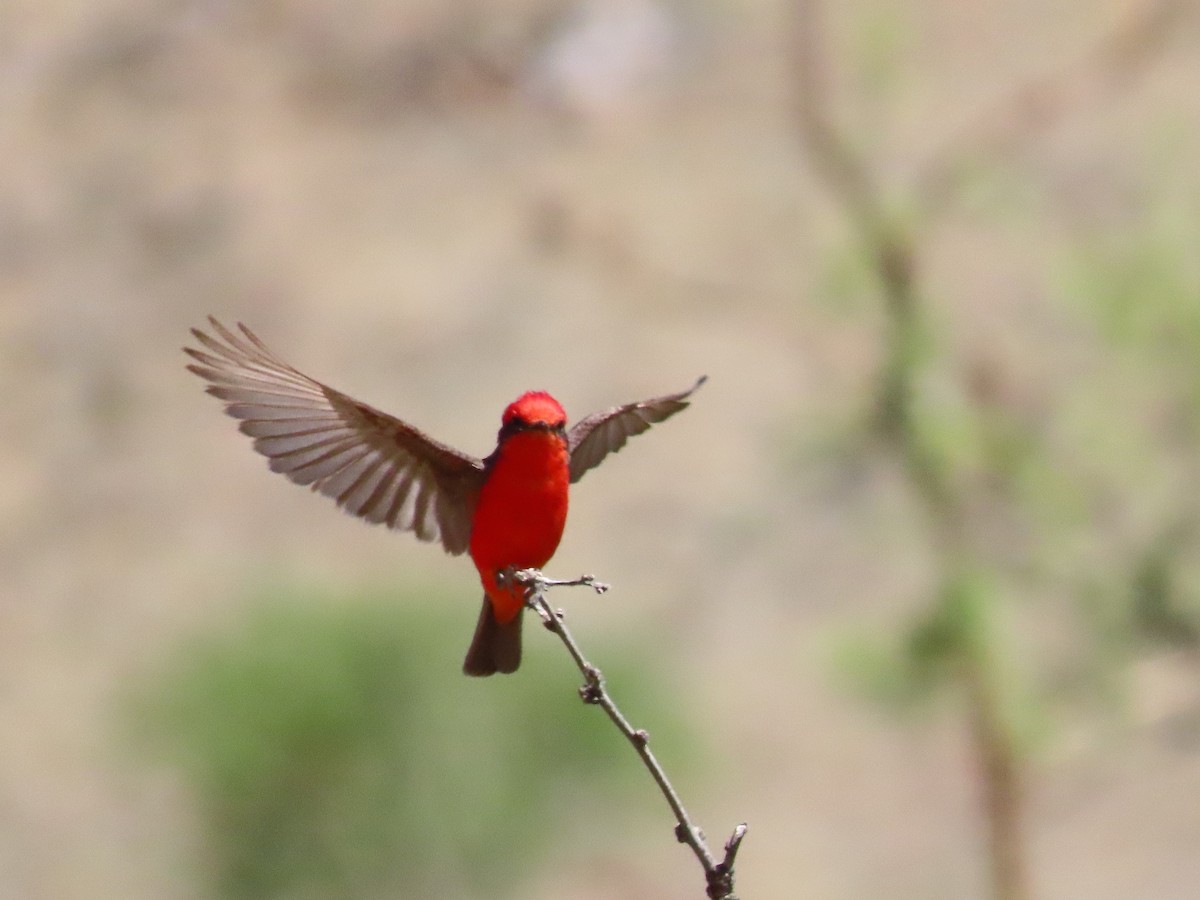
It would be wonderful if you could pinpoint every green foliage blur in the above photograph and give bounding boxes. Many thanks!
[127,585,694,900]
[1064,184,1200,653]
[798,3,1200,886]
[811,160,1200,790]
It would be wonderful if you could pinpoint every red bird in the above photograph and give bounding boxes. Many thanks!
[185,318,704,675]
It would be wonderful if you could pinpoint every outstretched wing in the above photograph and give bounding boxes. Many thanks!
[185,317,485,555]
[567,376,706,484]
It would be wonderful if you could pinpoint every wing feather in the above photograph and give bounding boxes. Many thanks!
[185,317,485,555]
[567,376,706,484]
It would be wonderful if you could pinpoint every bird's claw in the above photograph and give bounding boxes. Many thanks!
[499,567,608,595]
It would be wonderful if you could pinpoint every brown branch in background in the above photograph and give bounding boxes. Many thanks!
[790,2,1180,897]
[503,568,747,900]
[789,0,955,534]
[915,0,1187,222]
[788,4,1035,899]
[788,0,887,245]
[963,661,1028,900]
[788,0,1184,467]
[792,0,1186,227]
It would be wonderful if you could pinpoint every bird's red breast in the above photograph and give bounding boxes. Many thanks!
[469,392,571,623]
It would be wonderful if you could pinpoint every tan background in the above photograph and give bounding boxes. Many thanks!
[3,0,1200,897]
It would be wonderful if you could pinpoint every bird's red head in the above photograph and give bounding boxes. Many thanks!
[503,391,567,429]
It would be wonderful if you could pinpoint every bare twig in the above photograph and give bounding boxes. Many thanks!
[502,567,748,900]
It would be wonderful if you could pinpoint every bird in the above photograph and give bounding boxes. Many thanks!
[184,318,705,675]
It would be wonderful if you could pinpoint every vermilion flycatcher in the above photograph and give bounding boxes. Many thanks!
[185,318,704,676]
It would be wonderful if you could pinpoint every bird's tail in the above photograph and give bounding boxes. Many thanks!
[462,596,522,676]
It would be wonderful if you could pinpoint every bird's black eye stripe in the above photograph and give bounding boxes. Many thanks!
[498,419,567,440]
[499,418,525,440]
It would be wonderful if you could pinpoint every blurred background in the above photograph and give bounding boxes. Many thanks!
[3,0,1200,897]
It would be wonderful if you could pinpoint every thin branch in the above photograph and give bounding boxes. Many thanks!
[502,567,748,900]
